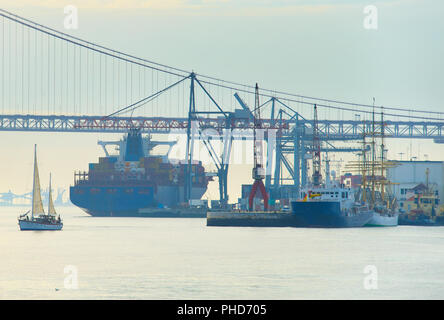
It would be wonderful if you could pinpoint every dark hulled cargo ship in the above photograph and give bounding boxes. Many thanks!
[289,187,374,228]
[70,129,210,217]
[207,186,373,228]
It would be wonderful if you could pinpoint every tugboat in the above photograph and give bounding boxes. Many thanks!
[398,169,444,226]
[18,145,63,231]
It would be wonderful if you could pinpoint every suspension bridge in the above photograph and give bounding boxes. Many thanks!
[1,9,443,203]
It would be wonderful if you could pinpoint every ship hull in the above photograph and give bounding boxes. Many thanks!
[365,213,399,227]
[70,185,155,215]
[82,207,206,218]
[18,219,63,231]
[398,214,444,226]
[207,201,373,228]
[290,201,373,228]
[70,185,206,217]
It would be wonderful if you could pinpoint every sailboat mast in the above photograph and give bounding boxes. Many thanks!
[48,173,51,215]
[362,120,367,203]
[380,107,385,205]
[371,98,376,206]
[31,144,36,219]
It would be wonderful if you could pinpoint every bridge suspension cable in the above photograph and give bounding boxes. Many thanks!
[104,74,190,118]
[196,79,444,122]
[0,8,443,122]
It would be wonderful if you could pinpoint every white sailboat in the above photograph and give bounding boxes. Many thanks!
[18,145,63,231]
[346,105,399,227]
[366,107,399,227]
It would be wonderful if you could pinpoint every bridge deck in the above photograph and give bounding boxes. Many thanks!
[0,114,442,140]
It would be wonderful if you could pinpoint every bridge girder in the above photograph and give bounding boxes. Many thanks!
[0,114,443,140]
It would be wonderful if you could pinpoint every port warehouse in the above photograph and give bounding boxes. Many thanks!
[387,161,444,205]
[340,161,444,208]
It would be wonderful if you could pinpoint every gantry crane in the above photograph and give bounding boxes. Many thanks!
[248,84,269,210]
[312,104,322,187]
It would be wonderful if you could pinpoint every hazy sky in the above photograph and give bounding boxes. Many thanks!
[0,0,443,202]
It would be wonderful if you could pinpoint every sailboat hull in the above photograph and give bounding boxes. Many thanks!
[18,219,63,231]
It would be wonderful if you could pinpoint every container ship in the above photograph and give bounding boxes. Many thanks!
[70,129,211,217]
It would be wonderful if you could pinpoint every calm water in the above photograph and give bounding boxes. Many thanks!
[1,206,443,300]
